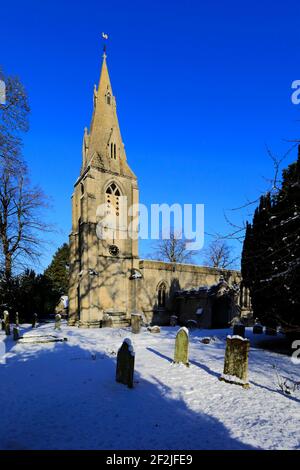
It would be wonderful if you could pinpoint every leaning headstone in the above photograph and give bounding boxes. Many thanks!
[219,336,250,388]
[233,323,245,338]
[15,312,19,327]
[4,311,10,336]
[32,313,38,328]
[253,323,263,334]
[116,338,135,388]
[131,313,142,334]
[54,314,61,331]
[170,315,178,327]
[174,327,189,366]
[13,327,20,341]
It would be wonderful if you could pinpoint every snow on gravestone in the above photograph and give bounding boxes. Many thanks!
[131,313,142,334]
[4,311,10,336]
[116,338,135,388]
[174,327,189,367]
[220,336,250,389]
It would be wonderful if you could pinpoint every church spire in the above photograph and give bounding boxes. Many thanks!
[82,44,135,179]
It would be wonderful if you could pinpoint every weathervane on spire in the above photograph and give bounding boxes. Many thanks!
[102,32,109,56]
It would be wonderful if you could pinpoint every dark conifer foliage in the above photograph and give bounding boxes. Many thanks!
[242,146,300,333]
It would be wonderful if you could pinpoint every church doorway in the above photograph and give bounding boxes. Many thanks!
[211,296,231,328]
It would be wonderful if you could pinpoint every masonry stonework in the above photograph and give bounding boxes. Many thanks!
[68,51,251,328]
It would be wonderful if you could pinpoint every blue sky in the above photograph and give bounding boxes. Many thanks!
[1,0,300,270]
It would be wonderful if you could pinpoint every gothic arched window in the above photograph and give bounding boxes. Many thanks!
[106,93,111,105]
[157,282,167,307]
[105,183,121,218]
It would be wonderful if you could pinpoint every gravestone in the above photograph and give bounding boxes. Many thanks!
[15,312,19,327]
[54,314,61,330]
[13,327,20,341]
[174,327,189,366]
[131,313,142,334]
[32,313,38,328]
[3,310,9,324]
[170,315,178,327]
[4,311,10,336]
[253,323,263,334]
[233,323,245,338]
[116,338,135,388]
[219,336,250,388]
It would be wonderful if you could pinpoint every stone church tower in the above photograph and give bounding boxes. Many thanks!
[68,50,139,327]
[69,49,251,328]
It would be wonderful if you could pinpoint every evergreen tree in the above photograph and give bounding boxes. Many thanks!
[242,146,300,334]
[44,243,69,295]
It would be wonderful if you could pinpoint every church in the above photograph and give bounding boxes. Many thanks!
[68,49,251,328]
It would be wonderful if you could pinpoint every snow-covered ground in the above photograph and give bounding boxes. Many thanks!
[0,323,299,450]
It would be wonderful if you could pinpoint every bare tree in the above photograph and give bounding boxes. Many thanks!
[220,143,299,243]
[0,68,51,280]
[0,168,51,279]
[0,68,30,170]
[151,231,195,264]
[202,240,238,269]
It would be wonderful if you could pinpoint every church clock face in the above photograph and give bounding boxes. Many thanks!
[109,244,120,257]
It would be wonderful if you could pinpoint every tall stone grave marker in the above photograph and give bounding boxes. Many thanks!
[4,311,10,336]
[220,336,250,388]
[174,327,189,367]
[116,338,135,388]
[131,313,142,334]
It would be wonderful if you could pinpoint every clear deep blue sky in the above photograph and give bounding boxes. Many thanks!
[1,0,300,270]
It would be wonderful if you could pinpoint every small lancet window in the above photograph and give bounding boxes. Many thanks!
[157,282,167,307]
[106,93,111,105]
